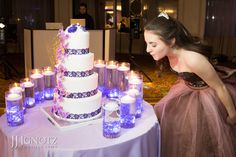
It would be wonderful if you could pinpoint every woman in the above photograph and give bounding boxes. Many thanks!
[144,12,236,157]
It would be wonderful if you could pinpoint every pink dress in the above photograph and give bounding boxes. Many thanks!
[154,69,236,157]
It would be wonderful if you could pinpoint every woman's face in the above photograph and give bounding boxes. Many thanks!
[144,30,171,61]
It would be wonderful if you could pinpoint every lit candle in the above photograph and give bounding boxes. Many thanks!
[117,62,130,71]
[42,66,56,100]
[127,88,139,97]
[106,60,118,69]
[30,69,45,103]
[22,80,34,88]
[120,94,136,128]
[105,61,118,98]
[5,91,24,126]
[103,98,121,138]
[127,88,143,118]
[9,83,26,114]
[94,60,106,96]
[6,93,22,101]
[94,60,105,68]
[129,78,142,85]
[117,62,130,92]
[42,66,55,76]
[120,95,135,104]
[20,78,35,108]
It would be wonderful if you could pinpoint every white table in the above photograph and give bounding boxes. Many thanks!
[0,101,160,157]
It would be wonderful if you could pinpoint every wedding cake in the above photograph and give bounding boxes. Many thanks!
[53,24,102,122]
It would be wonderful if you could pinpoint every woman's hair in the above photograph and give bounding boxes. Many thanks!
[144,14,211,55]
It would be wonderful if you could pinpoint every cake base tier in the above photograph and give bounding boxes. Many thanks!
[53,107,102,122]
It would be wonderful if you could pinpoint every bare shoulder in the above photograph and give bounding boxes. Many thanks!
[181,51,210,71]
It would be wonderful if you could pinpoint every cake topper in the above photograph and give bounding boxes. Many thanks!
[158,12,169,20]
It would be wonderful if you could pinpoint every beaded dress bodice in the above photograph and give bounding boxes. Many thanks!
[172,69,208,88]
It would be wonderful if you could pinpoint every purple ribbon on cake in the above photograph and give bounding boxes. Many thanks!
[58,88,98,99]
[64,69,93,77]
[53,106,101,120]
[65,48,89,55]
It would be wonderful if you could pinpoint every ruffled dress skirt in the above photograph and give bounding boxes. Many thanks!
[154,73,236,157]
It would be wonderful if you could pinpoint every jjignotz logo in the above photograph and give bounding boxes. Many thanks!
[11,136,57,149]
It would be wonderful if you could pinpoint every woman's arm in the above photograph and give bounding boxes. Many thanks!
[184,52,236,124]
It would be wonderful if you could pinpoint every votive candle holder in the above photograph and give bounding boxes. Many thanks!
[30,69,45,103]
[105,60,119,98]
[117,62,130,93]
[42,66,56,100]
[119,93,136,128]
[102,98,121,138]
[127,70,143,117]
[20,78,35,108]
[94,60,106,96]
[9,83,26,114]
[5,91,24,126]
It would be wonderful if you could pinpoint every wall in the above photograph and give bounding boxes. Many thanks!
[178,0,206,38]
[54,0,72,27]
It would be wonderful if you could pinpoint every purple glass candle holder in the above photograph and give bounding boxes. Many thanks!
[94,60,106,96]
[102,98,121,138]
[5,91,24,126]
[30,69,45,103]
[20,78,35,108]
[119,94,136,128]
[9,83,26,114]
[105,60,119,98]
[117,62,130,93]
[42,66,56,100]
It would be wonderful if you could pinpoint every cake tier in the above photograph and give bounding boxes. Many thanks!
[59,91,102,118]
[65,24,89,49]
[61,73,98,94]
[62,53,94,72]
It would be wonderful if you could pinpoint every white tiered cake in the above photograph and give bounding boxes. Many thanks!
[53,24,102,122]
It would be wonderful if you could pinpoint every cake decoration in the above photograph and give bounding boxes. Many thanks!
[52,23,102,122]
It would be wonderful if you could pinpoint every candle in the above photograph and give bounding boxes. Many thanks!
[5,91,24,126]
[94,59,105,68]
[6,93,22,101]
[30,69,45,103]
[9,83,26,114]
[94,60,106,96]
[105,60,118,98]
[117,62,130,92]
[103,98,121,138]
[120,94,136,128]
[42,66,56,100]
[127,71,143,118]
[20,78,35,108]
[127,88,143,118]
[23,81,34,88]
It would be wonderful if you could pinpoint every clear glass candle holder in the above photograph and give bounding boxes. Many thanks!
[105,60,119,98]
[102,98,121,138]
[94,60,106,96]
[30,69,45,103]
[127,88,142,118]
[9,83,26,114]
[5,91,24,126]
[20,78,35,108]
[42,66,56,100]
[127,70,143,117]
[119,93,136,128]
[117,62,130,93]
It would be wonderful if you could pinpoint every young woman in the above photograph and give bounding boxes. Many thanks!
[144,12,236,157]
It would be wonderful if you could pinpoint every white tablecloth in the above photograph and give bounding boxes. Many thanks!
[0,101,160,157]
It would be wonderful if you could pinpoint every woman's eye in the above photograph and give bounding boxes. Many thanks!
[151,44,157,47]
